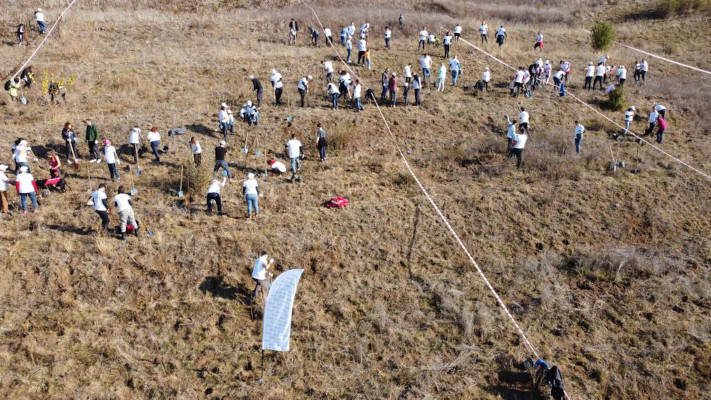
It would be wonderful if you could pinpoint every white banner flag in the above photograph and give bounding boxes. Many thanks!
[262,269,304,352]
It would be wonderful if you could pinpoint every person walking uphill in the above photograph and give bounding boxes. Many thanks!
[91,183,110,230]
[250,75,264,106]
[214,141,232,179]
[114,186,139,240]
[243,172,261,219]
[15,166,39,214]
[207,176,227,215]
[104,139,121,181]
[510,130,528,169]
[62,122,80,163]
[495,25,506,47]
[574,121,585,154]
[285,134,302,176]
[84,119,101,163]
[315,123,327,161]
[146,127,161,163]
[35,9,46,35]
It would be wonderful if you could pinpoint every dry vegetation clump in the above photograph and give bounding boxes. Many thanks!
[0,1,709,399]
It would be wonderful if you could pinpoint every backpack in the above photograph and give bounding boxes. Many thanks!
[324,196,349,208]
[4,81,11,91]
[545,366,565,400]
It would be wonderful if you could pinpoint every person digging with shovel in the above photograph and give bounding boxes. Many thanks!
[91,183,110,230]
[113,185,139,240]
[251,251,275,301]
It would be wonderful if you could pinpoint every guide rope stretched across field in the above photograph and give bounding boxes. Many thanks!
[299,2,572,399]
[10,0,81,81]
[457,37,711,183]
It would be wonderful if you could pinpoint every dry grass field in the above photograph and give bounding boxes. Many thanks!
[1,0,710,399]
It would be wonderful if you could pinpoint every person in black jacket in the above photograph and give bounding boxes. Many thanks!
[62,122,80,163]
[250,75,263,106]
[288,19,298,45]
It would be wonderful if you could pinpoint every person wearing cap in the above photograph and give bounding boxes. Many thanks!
[189,137,202,166]
[623,106,636,136]
[13,139,32,173]
[436,63,446,92]
[298,75,312,107]
[654,104,666,119]
[250,76,263,106]
[114,185,139,240]
[0,164,10,213]
[389,73,398,106]
[315,123,328,161]
[214,141,231,179]
[583,62,594,90]
[129,125,141,163]
[450,56,462,87]
[542,60,552,85]
[242,172,261,219]
[219,103,230,140]
[482,67,491,91]
[34,9,46,35]
[146,127,161,163]
[104,139,121,181]
[91,183,110,230]
[251,252,275,300]
[285,134,302,175]
[270,69,284,105]
[84,119,102,163]
[16,166,38,214]
[268,159,287,176]
[206,176,227,215]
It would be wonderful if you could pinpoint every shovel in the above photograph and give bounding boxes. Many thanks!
[178,165,184,197]
[135,161,142,176]
[128,166,139,196]
[68,142,80,170]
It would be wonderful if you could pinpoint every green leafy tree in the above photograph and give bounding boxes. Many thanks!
[591,22,614,51]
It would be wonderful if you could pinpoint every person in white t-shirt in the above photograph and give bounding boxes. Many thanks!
[34,9,46,34]
[15,166,38,214]
[616,65,627,86]
[0,164,10,214]
[574,121,585,154]
[189,137,202,166]
[479,21,488,44]
[645,107,659,136]
[353,79,364,112]
[623,106,636,136]
[146,127,161,163]
[482,67,491,91]
[270,69,284,105]
[513,67,525,97]
[583,62,595,90]
[510,130,528,169]
[419,53,432,85]
[206,176,227,215]
[403,63,412,83]
[418,27,428,51]
[242,172,261,218]
[13,139,33,173]
[103,139,121,182]
[495,25,506,47]
[322,59,334,83]
[534,32,543,51]
[443,31,453,58]
[505,115,517,153]
[346,37,353,63]
[268,159,287,176]
[114,185,138,240]
[129,126,141,163]
[297,75,312,107]
[324,27,333,45]
[640,59,648,81]
[654,104,666,119]
[91,183,110,230]
[251,252,275,300]
[357,39,367,65]
[285,134,302,174]
[219,103,230,141]
[593,63,606,91]
[384,26,392,49]
[453,24,462,42]
[518,107,530,132]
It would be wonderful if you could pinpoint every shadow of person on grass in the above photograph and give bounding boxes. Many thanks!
[199,276,241,301]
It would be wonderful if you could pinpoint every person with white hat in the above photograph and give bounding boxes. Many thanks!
[542,60,552,85]
[104,139,121,181]
[623,106,636,136]
[583,62,594,90]
[214,140,231,179]
[15,166,38,214]
[206,176,227,215]
[270,69,284,105]
[91,183,110,230]
[298,75,312,107]
[482,67,491,91]
[0,164,10,213]
[219,103,230,141]
[242,172,261,219]
[34,9,46,35]
[250,75,263,106]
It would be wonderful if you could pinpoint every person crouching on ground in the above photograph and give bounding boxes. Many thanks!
[268,159,287,176]
[114,185,139,240]
[243,172,260,219]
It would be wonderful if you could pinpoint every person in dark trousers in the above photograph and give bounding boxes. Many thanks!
[413,73,421,106]
[146,127,161,163]
[20,66,34,89]
[315,123,327,162]
[656,115,667,144]
[214,141,232,179]
[381,68,389,101]
[62,122,79,163]
[250,75,263,106]
[510,128,528,169]
[388,73,398,107]
[84,119,101,163]
[289,19,298,36]
[574,121,585,154]
[17,24,25,46]
[206,176,227,215]
[91,184,110,230]
[297,75,312,107]
[399,14,404,29]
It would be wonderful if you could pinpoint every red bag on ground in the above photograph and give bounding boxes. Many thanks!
[324,196,349,208]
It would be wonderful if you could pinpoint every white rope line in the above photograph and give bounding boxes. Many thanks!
[610,41,711,76]
[458,37,711,183]
[299,0,563,391]
[10,0,80,81]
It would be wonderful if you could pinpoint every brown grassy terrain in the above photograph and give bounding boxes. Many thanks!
[1,1,710,399]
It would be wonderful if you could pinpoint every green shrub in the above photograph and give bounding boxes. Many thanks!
[590,22,614,51]
[604,87,626,111]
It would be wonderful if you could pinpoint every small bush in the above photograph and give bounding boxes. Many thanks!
[604,87,626,111]
[590,22,614,51]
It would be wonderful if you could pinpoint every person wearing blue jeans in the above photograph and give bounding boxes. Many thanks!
[285,134,303,175]
[20,192,39,212]
[242,173,260,218]
[147,127,161,163]
[214,141,232,179]
[315,124,327,161]
[15,166,39,214]
[574,121,585,155]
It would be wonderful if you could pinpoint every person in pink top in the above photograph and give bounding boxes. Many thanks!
[656,115,667,144]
